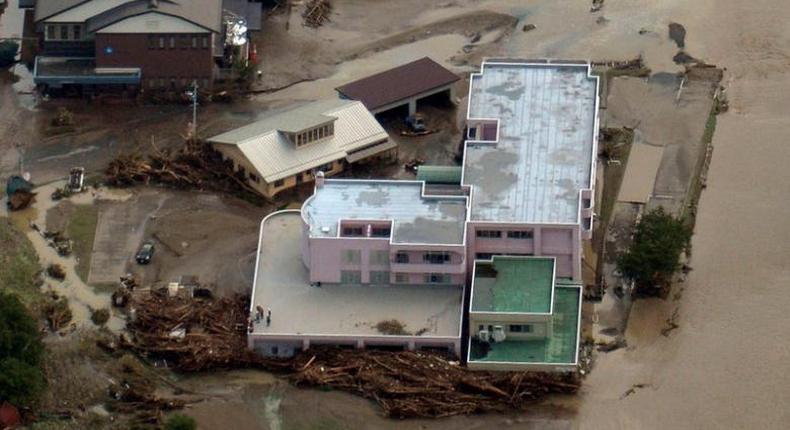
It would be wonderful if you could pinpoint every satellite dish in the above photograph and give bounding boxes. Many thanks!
[225,18,248,46]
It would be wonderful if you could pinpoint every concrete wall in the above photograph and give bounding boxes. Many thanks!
[94,33,213,89]
[466,222,581,280]
[249,333,461,358]
[467,360,576,372]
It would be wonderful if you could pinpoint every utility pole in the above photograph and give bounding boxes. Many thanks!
[190,80,198,139]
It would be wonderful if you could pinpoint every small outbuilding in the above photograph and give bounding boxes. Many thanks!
[335,57,460,116]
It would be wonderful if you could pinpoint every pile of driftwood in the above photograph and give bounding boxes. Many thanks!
[303,0,332,28]
[290,347,581,418]
[105,139,255,196]
[125,290,272,372]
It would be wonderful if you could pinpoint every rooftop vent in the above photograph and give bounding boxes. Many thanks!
[320,226,330,234]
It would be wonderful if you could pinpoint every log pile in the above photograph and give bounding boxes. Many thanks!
[104,139,256,196]
[290,347,581,418]
[303,0,332,28]
[125,290,278,372]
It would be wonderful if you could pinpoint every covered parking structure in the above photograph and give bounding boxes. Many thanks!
[335,57,459,116]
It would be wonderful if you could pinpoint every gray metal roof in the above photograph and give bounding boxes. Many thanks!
[208,100,390,183]
[87,0,223,33]
[463,62,598,223]
[302,180,468,245]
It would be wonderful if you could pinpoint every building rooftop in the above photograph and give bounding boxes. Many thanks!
[302,180,468,245]
[335,57,459,112]
[251,212,463,337]
[208,99,390,183]
[469,286,581,365]
[471,256,555,314]
[463,61,598,223]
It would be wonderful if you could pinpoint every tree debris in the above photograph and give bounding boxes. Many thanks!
[290,347,581,418]
[303,0,332,28]
[46,263,66,280]
[104,139,258,198]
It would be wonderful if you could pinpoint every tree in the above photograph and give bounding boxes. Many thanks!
[164,414,197,430]
[0,292,45,405]
[617,207,691,297]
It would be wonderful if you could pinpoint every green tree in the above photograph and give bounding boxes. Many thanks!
[164,414,197,430]
[0,292,45,405]
[617,207,691,296]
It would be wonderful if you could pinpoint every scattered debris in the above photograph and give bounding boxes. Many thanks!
[51,107,75,127]
[404,158,425,173]
[107,354,185,424]
[291,347,581,418]
[673,51,698,65]
[124,291,272,372]
[668,22,686,48]
[593,57,651,78]
[590,0,604,13]
[620,383,651,399]
[47,263,66,280]
[43,293,73,331]
[375,319,410,335]
[578,339,595,375]
[522,23,536,32]
[42,230,73,256]
[5,175,35,211]
[661,308,680,337]
[596,337,627,353]
[596,16,609,25]
[302,0,332,28]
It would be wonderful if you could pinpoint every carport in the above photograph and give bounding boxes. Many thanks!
[335,57,459,116]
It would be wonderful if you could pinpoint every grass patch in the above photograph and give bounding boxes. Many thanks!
[0,218,44,308]
[65,204,99,283]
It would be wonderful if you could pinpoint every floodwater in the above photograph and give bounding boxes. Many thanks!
[1,183,131,332]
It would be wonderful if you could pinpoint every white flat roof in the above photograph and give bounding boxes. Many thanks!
[250,212,463,337]
[302,179,468,245]
[463,61,599,224]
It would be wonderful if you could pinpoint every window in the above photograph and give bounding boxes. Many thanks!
[60,25,68,40]
[369,271,389,284]
[46,25,56,40]
[475,253,501,260]
[425,273,450,284]
[148,80,156,89]
[509,324,533,333]
[159,37,165,49]
[249,173,259,183]
[202,78,209,88]
[72,25,81,40]
[181,35,189,49]
[273,179,285,187]
[170,36,176,48]
[423,251,450,264]
[476,230,502,239]
[342,250,361,264]
[340,270,361,284]
[158,78,166,87]
[192,36,198,48]
[395,252,409,264]
[202,36,209,49]
[507,230,533,239]
[369,250,389,265]
[468,126,478,139]
[371,227,390,237]
[478,325,484,331]
[341,226,364,237]
[148,36,157,49]
[317,162,333,172]
[394,273,409,284]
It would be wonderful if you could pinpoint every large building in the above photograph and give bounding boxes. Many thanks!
[208,99,396,198]
[248,59,599,371]
[23,0,261,94]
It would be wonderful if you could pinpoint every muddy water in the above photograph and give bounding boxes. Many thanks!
[1,183,131,332]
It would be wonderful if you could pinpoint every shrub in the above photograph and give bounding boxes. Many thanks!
[164,414,197,430]
[0,292,45,405]
[0,41,19,68]
[617,207,691,297]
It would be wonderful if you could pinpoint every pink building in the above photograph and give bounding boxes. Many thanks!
[248,60,599,368]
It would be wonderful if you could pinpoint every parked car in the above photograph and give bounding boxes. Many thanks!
[135,242,155,265]
[405,114,426,133]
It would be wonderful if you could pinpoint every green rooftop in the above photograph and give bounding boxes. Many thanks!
[469,286,581,364]
[471,256,555,314]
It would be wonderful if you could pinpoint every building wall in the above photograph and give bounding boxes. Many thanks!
[249,333,461,358]
[94,33,213,89]
[469,312,551,341]
[467,222,581,281]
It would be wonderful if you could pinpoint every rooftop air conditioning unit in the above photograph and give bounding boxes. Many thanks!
[492,325,506,343]
[478,330,490,342]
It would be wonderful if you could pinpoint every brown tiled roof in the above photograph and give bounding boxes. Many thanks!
[335,57,459,111]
